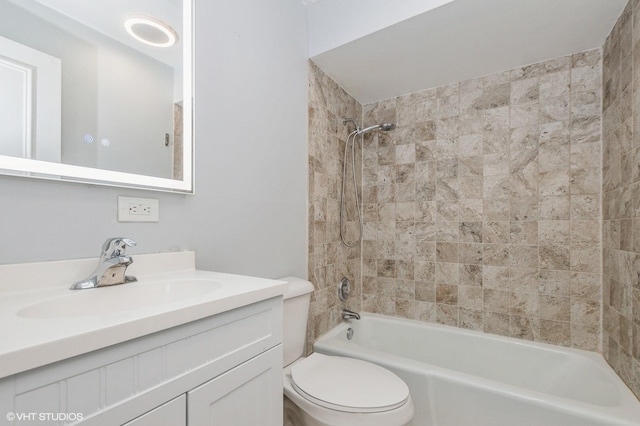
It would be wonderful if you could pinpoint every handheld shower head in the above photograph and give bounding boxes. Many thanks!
[338,119,396,247]
[357,122,396,135]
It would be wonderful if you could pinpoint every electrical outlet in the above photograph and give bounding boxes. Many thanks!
[118,196,159,222]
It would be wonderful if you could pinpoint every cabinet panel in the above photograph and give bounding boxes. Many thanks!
[123,395,186,426]
[0,297,282,426]
[187,346,282,426]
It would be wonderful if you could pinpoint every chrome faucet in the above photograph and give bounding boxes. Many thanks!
[341,309,361,320]
[70,238,138,290]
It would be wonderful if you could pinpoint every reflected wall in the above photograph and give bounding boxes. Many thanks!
[0,0,180,179]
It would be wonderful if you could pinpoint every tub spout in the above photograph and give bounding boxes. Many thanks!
[342,309,361,320]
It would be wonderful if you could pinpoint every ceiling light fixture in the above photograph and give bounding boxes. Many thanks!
[124,15,178,48]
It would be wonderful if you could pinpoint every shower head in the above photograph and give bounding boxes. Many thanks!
[357,122,396,135]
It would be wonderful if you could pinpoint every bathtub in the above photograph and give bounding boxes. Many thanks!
[314,314,640,426]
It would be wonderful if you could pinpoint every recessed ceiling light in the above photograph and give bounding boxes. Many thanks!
[124,15,178,48]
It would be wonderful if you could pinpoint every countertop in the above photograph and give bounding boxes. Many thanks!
[0,251,286,378]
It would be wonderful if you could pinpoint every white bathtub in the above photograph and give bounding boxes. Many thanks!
[314,314,640,426]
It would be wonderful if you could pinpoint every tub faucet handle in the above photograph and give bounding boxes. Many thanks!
[342,309,361,320]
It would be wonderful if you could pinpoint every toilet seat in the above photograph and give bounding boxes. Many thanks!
[289,353,410,414]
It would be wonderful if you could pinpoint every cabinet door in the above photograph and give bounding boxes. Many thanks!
[187,346,282,426]
[123,395,186,426]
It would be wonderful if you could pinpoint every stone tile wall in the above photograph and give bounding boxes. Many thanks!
[602,0,640,398]
[307,2,640,399]
[307,62,362,353]
[360,50,603,351]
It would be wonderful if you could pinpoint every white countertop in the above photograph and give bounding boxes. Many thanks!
[0,251,286,378]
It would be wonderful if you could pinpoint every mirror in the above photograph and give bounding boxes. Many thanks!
[0,0,192,192]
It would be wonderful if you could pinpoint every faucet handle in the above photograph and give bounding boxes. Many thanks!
[101,237,136,258]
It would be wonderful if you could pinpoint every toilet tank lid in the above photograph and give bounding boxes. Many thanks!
[279,276,314,300]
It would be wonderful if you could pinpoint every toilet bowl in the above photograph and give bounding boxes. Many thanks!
[281,277,414,426]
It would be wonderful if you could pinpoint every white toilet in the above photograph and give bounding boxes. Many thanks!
[281,277,414,426]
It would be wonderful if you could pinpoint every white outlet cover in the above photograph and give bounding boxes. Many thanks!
[118,196,159,222]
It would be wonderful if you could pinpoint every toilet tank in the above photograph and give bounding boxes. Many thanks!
[280,276,314,367]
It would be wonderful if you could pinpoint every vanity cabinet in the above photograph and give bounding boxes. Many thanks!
[187,347,281,425]
[0,297,283,426]
[123,396,186,426]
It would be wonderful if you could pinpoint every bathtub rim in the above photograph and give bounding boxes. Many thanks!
[314,313,640,426]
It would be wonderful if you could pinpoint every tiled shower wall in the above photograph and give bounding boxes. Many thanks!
[602,1,640,398]
[360,51,603,351]
[306,3,640,400]
[308,49,603,353]
[307,62,362,353]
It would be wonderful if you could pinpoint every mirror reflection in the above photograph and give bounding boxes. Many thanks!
[0,0,186,182]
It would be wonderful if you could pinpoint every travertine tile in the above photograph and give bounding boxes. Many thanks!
[484,312,510,336]
[539,269,571,295]
[539,171,570,195]
[570,220,601,246]
[570,245,601,273]
[539,143,571,173]
[483,198,511,221]
[540,320,571,346]
[540,71,570,99]
[483,221,510,244]
[572,65,602,93]
[511,292,539,316]
[311,46,606,379]
[415,281,435,302]
[539,295,571,321]
[539,244,570,270]
[511,78,539,105]
[571,194,601,219]
[483,244,510,266]
[510,220,538,244]
[510,102,539,128]
[459,243,483,265]
[483,265,510,289]
[510,268,539,293]
[436,304,458,326]
[510,316,540,341]
[538,195,570,220]
[571,323,599,351]
[436,284,458,305]
[307,63,364,353]
[436,262,459,285]
[459,308,484,331]
[570,298,601,326]
[460,221,482,242]
[484,289,511,313]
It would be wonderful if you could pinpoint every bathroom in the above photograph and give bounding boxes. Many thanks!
[0,0,639,424]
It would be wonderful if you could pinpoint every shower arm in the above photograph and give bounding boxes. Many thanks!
[342,118,361,134]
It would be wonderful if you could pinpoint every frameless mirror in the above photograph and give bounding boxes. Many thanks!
[0,0,193,192]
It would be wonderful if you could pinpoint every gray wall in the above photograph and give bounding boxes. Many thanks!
[0,0,309,281]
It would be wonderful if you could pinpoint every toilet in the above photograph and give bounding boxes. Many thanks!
[280,277,414,426]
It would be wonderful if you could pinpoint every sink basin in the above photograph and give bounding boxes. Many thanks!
[18,279,222,319]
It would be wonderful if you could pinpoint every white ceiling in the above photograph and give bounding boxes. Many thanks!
[310,0,627,104]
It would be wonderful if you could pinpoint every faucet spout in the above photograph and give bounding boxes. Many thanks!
[70,238,137,290]
[341,309,361,320]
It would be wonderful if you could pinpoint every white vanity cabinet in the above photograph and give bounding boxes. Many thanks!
[123,396,186,426]
[0,297,283,426]
[187,346,281,425]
